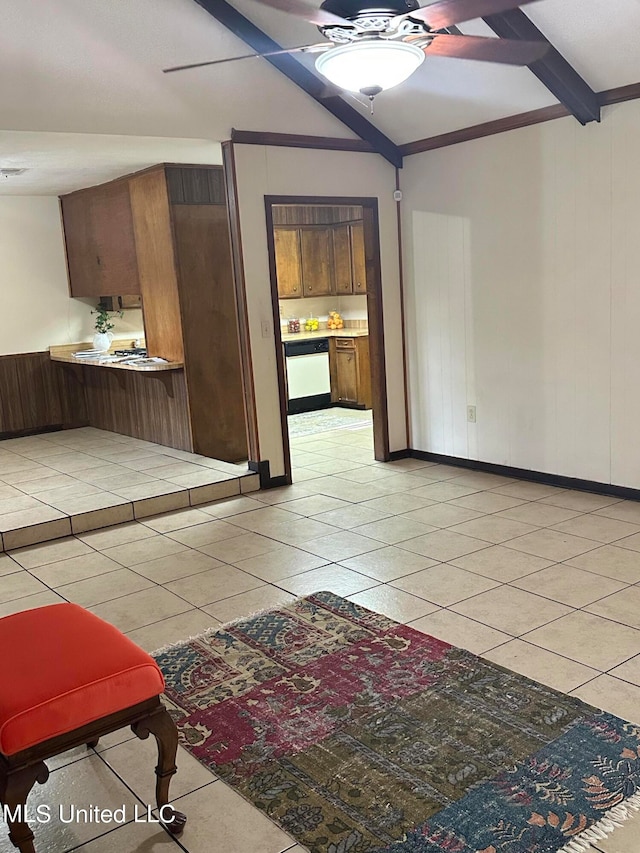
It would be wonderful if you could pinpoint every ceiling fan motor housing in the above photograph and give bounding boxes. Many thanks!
[320,0,420,17]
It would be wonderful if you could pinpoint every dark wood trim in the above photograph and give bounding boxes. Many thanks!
[231,129,376,154]
[264,199,294,486]
[399,79,640,157]
[395,168,410,451]
[221,141,260,462]
[362,200,390,462]
[264,194,390,465]
[409,449,640,503]
[228,79,640,164]
[599,81,640,106]
[400,103,569,155]
[483,8,600,125]
[194,0,403,169]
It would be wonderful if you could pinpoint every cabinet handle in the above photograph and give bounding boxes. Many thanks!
[96,255,101,267]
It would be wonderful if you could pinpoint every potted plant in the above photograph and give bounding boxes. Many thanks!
[91,303,123,352]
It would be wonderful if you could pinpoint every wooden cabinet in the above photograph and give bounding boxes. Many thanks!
[61,180,140,297]
[274,228,303,298]
[329,336,372,409]
[332,225,353,294]
[350,222,367,294]
[275,221,366,298]
[300,227,333,296]
[59,165,247,463]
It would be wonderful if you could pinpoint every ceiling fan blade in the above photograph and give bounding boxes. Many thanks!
[248,0,349,27]
[427,32,548,64]
[394,0,541,31]
[163,43,329,73]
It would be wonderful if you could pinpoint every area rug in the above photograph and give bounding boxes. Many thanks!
[155,592,640,853]
[288,407,372,438]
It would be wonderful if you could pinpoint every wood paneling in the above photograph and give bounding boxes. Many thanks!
[128,169,184,364]
[80,365,191,450]
[0,354,87,437]
[272,205,363,225]
[166,167,225,205]
[171,204,248,462]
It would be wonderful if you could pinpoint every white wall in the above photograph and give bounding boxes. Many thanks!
[0,196,144,355]
[401,99,640,489]
[232,145,406,478]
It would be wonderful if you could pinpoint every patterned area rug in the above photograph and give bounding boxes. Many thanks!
[155,592,640,853]
[287,408,372,438]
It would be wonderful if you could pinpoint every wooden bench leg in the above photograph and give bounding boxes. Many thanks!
[0,761,49,853]
[132,706,187,836]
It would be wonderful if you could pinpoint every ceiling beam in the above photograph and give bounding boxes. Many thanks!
[483,8,600,125]
[193,0,403,168]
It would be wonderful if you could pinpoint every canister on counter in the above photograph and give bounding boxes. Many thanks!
[287,318,300,333]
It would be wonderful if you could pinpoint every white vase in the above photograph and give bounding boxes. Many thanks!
[93,331,113,353]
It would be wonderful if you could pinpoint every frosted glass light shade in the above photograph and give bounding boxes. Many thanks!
[315,41,425,93]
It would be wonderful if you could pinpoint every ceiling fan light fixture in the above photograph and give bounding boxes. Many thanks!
[315,40,425,94]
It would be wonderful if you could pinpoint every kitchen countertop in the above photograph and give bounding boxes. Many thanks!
[281,329,369,342]
[49,343,183,372]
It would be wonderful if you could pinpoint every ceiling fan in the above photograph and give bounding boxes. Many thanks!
[164,0,550,100]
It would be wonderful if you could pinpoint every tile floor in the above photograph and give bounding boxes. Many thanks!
[0,428,258,550]
[2,412,640,851]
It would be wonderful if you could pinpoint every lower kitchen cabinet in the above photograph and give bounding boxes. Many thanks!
[329,336,372,409]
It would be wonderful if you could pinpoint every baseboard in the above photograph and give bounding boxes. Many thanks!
[0,424,64,441]
[409,449,640,502]
[389,449,411,461]
[249,460,291,489]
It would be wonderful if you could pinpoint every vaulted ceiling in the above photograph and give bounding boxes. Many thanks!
[1,0,639,191]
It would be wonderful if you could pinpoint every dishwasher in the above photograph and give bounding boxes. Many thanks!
[284,338,331,414]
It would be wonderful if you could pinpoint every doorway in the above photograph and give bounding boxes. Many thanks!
[264,196,390,484]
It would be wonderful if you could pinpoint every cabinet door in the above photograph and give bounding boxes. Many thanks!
[350,221,367,294]
[61,193,100,297]
[332,225,353,294]
[300,227,333,297]
[61,182,140,297]
[90,182,140,296]
[274,227,303,298]
[335,348,359,403]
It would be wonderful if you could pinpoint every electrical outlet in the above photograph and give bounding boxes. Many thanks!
[467,405,476,423]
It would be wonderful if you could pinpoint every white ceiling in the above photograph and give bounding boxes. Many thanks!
[1,0,639,191]
[0,132,222,195]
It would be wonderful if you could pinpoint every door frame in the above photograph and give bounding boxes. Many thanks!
[264,195,390,485]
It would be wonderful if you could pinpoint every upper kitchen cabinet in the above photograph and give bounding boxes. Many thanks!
[274,217,367,299]
[274,228,303,298]
[300,228,333,297]
[61,179,140,298]
[332,222,367,295]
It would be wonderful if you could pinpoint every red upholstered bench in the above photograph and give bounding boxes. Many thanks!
[0,603,186,853]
